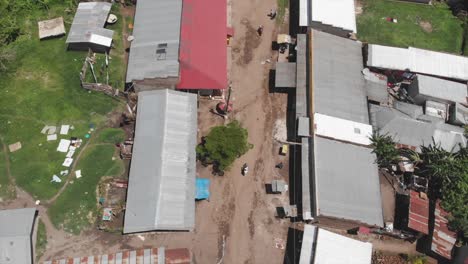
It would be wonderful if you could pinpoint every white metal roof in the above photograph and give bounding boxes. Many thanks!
[299,225,372,264]
[314,113,372,145]
[299,0,309,26]
[311,0,357,32]
[0,208,36,264]
[124,89,197,233]
[367,45,468,81]
[314,228,373,264]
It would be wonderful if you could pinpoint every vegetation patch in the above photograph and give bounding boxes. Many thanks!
[98,128,126,144]
[0,1,124,199]
[48,144,123,234]
[35,220,47,261]
[357,0,464,54]
[0,147,15,200]
[277,0,289,25]
[197,121,252,172]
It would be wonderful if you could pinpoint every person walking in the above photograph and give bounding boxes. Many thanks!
[257,25,264,36]
[268,9,277,19]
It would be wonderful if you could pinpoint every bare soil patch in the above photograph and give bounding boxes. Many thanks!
[419,20,433,33]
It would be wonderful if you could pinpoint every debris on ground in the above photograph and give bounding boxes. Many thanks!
[273,119,287,142]
[60,170,69,176]
[41,125,57,135]
[47,134,57,141]
[75,170,82,179]
[8,142,22,152]
[51,175,62,183]
[57,139,71,152]
[62,157,73,167]
[60,125,70,135]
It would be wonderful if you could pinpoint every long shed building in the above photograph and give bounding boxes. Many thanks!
[124,89,197,233]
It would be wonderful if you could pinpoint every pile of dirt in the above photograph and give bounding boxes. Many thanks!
[419,21,433,33]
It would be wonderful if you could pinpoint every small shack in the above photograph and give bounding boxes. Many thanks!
[66,2,114,53]
[38,17,66,40]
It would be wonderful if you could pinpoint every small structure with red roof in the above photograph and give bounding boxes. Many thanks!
[408,190,429,235]
[431,200,458,260]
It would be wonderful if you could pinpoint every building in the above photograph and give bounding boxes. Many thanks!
[298,225,373,264]
[407,190,429,235]
[432,201,458,260]
[66,2,114,53]
[176,0,228,93]
[366,44,468,81]
[370,104,467,152]
[450,103,468,125]
[299,0,357,37]
[42,247,191,264]
[406,74,467,105]
[126,0,183,90]
[124,89,197,233]
[297,30,384,226]
[0,208,37,264]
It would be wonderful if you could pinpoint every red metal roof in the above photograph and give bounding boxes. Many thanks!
[431,200,457,260]
[176,0,227,90]
[408,190,429,234]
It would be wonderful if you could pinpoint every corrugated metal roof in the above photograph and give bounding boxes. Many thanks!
[431,201,457,260]
[66,2,113,45]
[451,103,468,125]
[0,208,36,264]
[124,89,197,233]
[296,34,308,119]
[126,0,183,82]
[408,190,429,234]
[299,0,309,26]
[301,137,313,220]
[370,104,466,152]
[363,69,389,103]
[299,225,372,264]
[310,0,357,33]
[298,117,310,137]
[412,75,467,104]
[275,62,297,87]
[313,113,372,146]
[42,248,191,264]
[393,101,424,119]
[176,0,227,90]
[299,225,317,264]
[312,30,369,124]
[314,136,384,226]
[367,45,468,81]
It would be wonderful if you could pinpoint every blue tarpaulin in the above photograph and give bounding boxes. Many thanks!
[196,178,210,200]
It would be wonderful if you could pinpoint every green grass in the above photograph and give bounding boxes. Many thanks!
[357,0,464,54]
[277,0,289,25]
[48,144,123,234]
[0,3,125,199]
[35,220,47,261]
[98,128,126,144]
[0,147,15,200]
[463,25,468,56]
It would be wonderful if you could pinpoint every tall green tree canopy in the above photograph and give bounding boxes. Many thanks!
[370,131,400,168]
[196,121,252,171]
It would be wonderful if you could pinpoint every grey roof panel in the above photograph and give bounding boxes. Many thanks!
[0,208,36,264]
[124,89,197,233]
[276,62,297,87]
[296,34,308,118]
[393,101,424,119]
[415,75,467,104]
[302,137,313,220]
[66,2,113,45]
[126,0,183,82]
[312,30,369,124]
[314,137,383,226]
[298,117,310,137]
[370,104,466,152]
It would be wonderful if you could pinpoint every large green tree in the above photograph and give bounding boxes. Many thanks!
[196,121,252,171]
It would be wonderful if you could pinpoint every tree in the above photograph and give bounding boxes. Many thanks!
[416,142,468,242]
[196,121,253,171]
[370,131,400,168]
